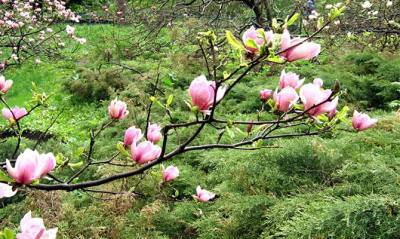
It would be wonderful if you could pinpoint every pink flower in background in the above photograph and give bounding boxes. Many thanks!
[280,29,321,62]
[108,98,128,119]
[6,149,56,185]
[189,75,226,114]
[279,70,304,89]
[193,186,215,202]
[124,126,142,146]
[299,83,338,117]
[352,110,378,131]
[2,107,27,121]
[0,183,17,199]
[242,26,274,53]
[273,87,299,112]
[0,75,13,93]
[131,141,161,164]
[162,165,180,182]
[259,89,273,101]
[17,211,58,239]
[147,123,162,143]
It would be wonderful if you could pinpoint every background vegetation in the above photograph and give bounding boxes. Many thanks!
[1,0,400,238]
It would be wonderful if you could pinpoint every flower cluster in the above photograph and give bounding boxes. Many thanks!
[239,27,320,62]
[0,0,84,68]
[122,123,162,165]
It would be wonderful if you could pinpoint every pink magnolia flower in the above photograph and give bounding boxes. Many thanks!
[189,75,226,114]
[36,153,56,178]
[0,183,17,199]
[0,75,13,93]
[147,123,162,143]
[162,165,180,182]
[242,26,274,53]
[2,107,27,121]
[279,70,304,89]
[108,98,129,119]
[313,78,324,88]
[124,126,142,146]
[17,211,58,239]
[280,29,321,62]
[299,83,338,117]
[6,149,56,185]
[193,186,215,202]
[260,89,273,101]
[131,141,161,164]
[273,87,299,112]
[352,110,378,131]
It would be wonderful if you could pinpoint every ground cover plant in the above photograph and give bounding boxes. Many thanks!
[0,1,399,238]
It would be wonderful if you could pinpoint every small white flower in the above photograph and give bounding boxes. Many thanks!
[361,1,372,9]
[387,1,393,7]
[66,25,75,36]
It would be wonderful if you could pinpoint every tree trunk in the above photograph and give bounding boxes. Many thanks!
[116,0,127,24]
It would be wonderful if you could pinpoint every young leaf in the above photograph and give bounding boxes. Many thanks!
[0,170,13,183]
[166,95,174,107]
[286,13,300,27]
[225,30,244,50]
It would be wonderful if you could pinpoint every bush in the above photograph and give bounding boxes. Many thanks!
[63,67,129,102]
[345,52,383,75]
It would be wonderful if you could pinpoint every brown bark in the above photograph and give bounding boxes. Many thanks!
[116,0,128,24]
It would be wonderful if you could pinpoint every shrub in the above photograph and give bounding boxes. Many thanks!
[63,67,129,102]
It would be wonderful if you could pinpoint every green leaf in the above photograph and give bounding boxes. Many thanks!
[68,161,84,169]
[266,55,285,64]
[245,39,258,50]
[166,95,174,107]
[74,147,85,158]
[0,170,13,183]
[317,17,325,29]
[286,13,300,27]
[336,106,349,121]
[2,228,15,239]
[116,142,130,157]
[225,30,244,50]
[328,6,346,21]
[226,126,235,139]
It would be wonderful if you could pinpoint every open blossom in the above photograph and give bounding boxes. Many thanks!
[147,123,162,143]
[387,1,393,7]
[189,75,226,114]
[279,70,304,89]
[193,186,215,202]
[108,98,129,119]
[131,141,161,164]
[66,25,75,36]
[273,87,299,112]
[2,107,27,121]
[0,183,17,199]
[280,29,321,62]
[352,110,378,131]
[162,165,180,182]
[242,26,274,54]
[17,211,58,239]
[0,75,13,93]
[260,89,273,101]
[361,1,372,9]
[299,83,338,117]
[124,126,142,146]
[6,149,56,185]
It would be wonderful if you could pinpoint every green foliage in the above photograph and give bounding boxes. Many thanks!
[63,67,129,102]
